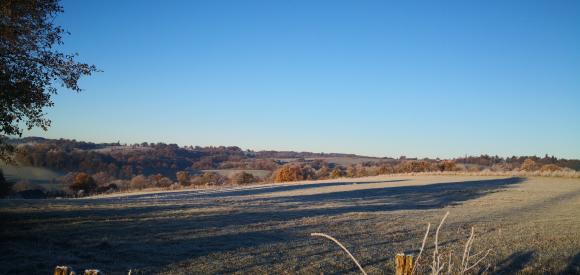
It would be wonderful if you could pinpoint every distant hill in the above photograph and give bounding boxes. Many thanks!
[5,137,378,180]
[4,137,579,183]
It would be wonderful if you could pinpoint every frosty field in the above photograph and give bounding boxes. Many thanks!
[1,175,579,274]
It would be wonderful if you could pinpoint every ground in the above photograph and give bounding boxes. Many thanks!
[0,175,579,274]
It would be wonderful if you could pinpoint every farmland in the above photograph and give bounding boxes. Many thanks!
[1,175,579,274]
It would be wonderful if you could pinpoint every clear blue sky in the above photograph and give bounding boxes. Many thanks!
[26,0,580,158]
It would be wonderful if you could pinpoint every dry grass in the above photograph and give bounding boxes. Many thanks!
[1,175,579,274]
[311,212,492,275]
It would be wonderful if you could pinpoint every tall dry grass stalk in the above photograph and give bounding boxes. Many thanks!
[310,212,491,274]
[310,232,368,275]
[415,212,491,275]
[411,223,431,275]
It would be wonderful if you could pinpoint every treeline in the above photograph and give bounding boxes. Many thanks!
[11,139,261,179]
[454,154,580,171]
[2,138,579,198]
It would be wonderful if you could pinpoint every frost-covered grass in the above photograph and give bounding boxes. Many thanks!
[0,175,579,274]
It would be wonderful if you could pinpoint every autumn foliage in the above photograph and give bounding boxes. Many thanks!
[273,165,305,183]
[230,172,257,185]
[69,172,97,194]
[521,158,538,171]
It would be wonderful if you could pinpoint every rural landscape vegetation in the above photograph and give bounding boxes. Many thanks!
[1,0,579,274]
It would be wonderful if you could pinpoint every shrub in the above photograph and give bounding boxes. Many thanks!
[157,176,173,187]
[92,171,114,186]
[539,164,562,172]
[395,160,436,173]
[346,165,358,178]
[316,165,330,179]
[437,160,457,172]
[521,158,538,171]
[95,183,118,193]
[69,172,97,194]
[129,175,150,190]
[272,165,304,183]
[147,174,172,187]
[330,167,345,179]
[377,164,394,175]
[0,169,12,197]
[192,172,227,185]
[230,171,257,185]
[176,171,189,185]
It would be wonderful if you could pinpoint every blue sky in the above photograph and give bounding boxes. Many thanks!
[26,0,580,158]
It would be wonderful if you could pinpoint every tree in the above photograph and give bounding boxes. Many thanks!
[0,0,98,162]
[0,169,12,197]
[69,172,97,195]
[272,165,304,183]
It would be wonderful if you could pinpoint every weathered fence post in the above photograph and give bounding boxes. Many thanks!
[404,254,413,274]
[395,253,413,275]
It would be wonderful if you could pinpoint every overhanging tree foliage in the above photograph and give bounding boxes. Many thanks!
[0,0,98,162]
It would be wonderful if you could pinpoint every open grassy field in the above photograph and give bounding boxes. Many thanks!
[201,169,272,178]
[1,175,579,274]
[0,164,64,190]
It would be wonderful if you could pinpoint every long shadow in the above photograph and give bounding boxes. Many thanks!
[495,251,535,274]
[563,251,580,274]
[0,178,523,227]
[107,179,408,202]
[0,177,524,274]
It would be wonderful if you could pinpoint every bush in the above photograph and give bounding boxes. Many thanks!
[0,169,12,197]
[69,172,97,194]
[437,160,457,172]
[521,158,538,171]
[395,161,436,173]
[272,165,304,183]
[330,167,345,179]
[176,171,189,185]
[96,183,118,193]
[230,171,257,185]
[130,175,150,190]
[539,164,562,172]
[345,164,370,177]
[192,172,227,185]
[377,164,394,175]
[316,165,330,179]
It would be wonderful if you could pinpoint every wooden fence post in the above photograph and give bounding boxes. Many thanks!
[404,254,413,274]
[395,253,413,275]
[54,266,75,275]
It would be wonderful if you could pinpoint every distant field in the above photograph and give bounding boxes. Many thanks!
[0,164,64,189]
[309,156,383,165]
[201,169,271,178]
[277,156,383,166]
[0,175,579,274]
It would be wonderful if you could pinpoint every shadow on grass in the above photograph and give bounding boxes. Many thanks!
[109,179,409,202]
[495,251,535,274]
[563,251,580,274]
[0,177,524,274]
